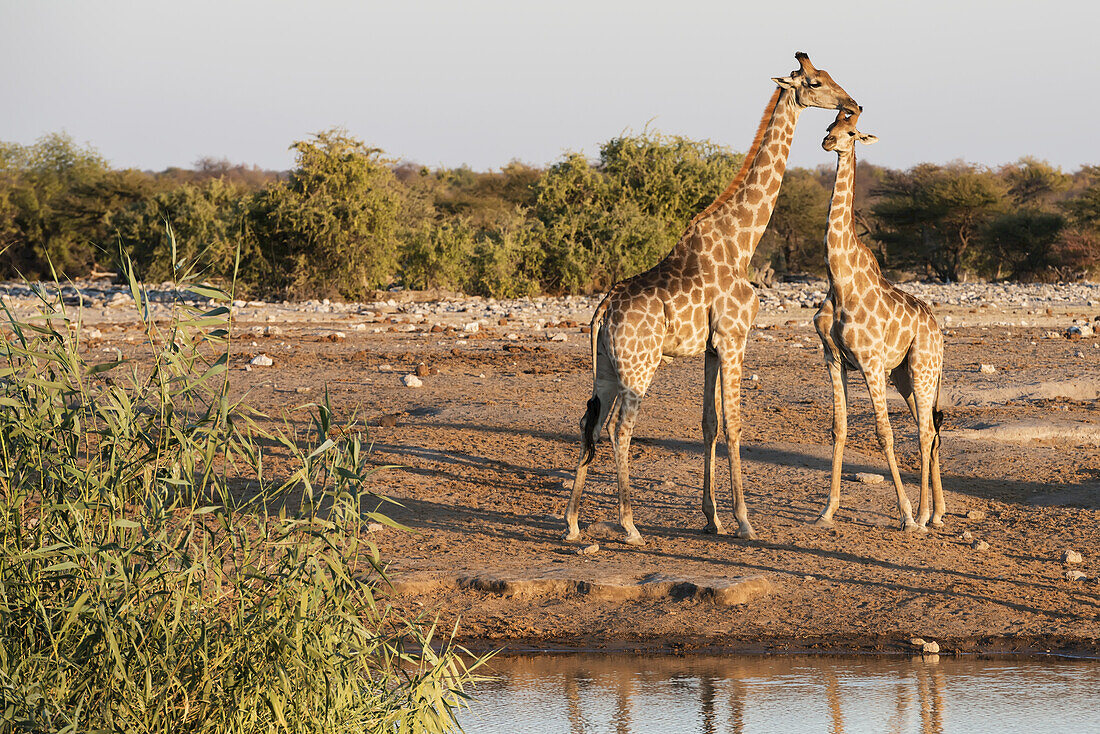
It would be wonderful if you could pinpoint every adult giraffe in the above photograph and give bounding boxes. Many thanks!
[564,53,859,546]
[813,109,946,531]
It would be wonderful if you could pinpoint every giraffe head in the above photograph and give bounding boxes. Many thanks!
[822,109,878,153]
[773,52,859,114]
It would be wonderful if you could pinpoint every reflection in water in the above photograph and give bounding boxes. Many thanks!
[461,653,1100,734]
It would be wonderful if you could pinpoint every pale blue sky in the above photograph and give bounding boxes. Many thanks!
[2,0,1095,173]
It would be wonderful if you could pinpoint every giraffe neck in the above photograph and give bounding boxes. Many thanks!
[690,89,801,272]
[826,146,880,297]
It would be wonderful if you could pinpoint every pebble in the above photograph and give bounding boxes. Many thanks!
[978,363,997,374]
[366,522,384,533]
[378,364,393,372]
[960,530,973,542]
[549,333,567,342]
[463,322,480,333]
[1066,570,1087,582]
[1062,549,1083,564]
[909,637,927,647]
[922,641,940,654]
[971,539,990,551]
[750,373,760,381]
[854,472,885,484]
[402,374,423,388]
[966,509,987,521]
[250,354,273,366]
[578,544,600,556]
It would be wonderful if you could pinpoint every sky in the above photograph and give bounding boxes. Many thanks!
[2,0,1096,174]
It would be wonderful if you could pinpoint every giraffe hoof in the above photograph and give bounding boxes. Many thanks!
[902,521,927,534]
[735,526,757,540]
[813,516,835,529]
[703,523,726,535]
[622,533,646,547]
[931,517,945,528]
[562,530,583,543]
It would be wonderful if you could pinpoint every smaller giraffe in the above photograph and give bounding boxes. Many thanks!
[813,109,946,531]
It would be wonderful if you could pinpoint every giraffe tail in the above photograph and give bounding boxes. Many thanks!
[931,375,944,450]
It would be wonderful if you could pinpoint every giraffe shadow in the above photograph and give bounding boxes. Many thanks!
[390,420,1100,510]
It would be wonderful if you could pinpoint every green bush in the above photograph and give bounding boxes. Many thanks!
[0,252,484,732]
[251,129,405,300]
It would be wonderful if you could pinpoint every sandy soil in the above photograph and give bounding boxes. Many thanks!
[50,282,1100,655]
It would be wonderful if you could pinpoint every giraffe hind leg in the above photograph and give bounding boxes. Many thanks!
[563,375,618,542]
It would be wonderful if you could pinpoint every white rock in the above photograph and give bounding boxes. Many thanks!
[1066,570,1087,582]
[378,364,393,372]
[750,374,760,381]
[264,325,283,336]
[854,472,885,484]
[250,354,273,366]
[972,539,990,551]
[979,363,997,374]
[922,641,940,654]
[366,522,384,533]
[505,333,519,340]
[909,637,926,647]
[966,509,986,521]
[402,374,423,388]
[463,322,480,333]
[550,333,567,342]
[960,530,973,542]
[578,544,600,556]
[1062,549,1083,564]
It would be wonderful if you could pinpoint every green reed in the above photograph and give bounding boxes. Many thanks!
[0,244,484,733]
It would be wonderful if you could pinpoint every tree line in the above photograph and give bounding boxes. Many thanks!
[1,130,1097,300]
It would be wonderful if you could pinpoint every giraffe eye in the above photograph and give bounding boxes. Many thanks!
[847,132,856,136]
[808,80,822,88]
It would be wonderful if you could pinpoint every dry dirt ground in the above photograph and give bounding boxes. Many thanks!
[72,288,1100,655]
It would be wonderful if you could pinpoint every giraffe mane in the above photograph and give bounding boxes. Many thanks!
[690,88,782,227]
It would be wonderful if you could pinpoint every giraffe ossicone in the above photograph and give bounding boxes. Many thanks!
[813,109,947,532]
[563,53,859,546]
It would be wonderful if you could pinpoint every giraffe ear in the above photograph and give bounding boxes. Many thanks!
[772,76,796,90]
[858,134,879,146]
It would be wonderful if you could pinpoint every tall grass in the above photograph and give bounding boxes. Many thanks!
[0,251,484,732]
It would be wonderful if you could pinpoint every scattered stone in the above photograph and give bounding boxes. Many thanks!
[463,322,480,333]
[366,522,385,533]
[1066,324,1093,339]
[415,364,438,377]
[549,333,567,342]
[922,641,940,654]
[402,374,423,388]
[966,509,986,521]
[295,386,311,393]
[853,472,885,485]
[960,530,973,542]
[430,324,445,333]
[578,544,600,556]
[971,539,990,551]
[909,637,927,647]
[979,363,997,374]
[327,331,346,341]
[376,414,399,428]
[750,373,760,382]
[505,333,519,340]
[803,575,815,582]
[1062,549,1083,564]
[377,364,393,372]
[250,354,273,367]
[1066,570,1087,582]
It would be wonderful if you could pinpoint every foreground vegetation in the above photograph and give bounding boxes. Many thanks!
[1,131,1098,301]
[0,253,483,732]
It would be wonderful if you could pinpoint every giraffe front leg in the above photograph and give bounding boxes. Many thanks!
[816,356,848,528]
[715,334,755,540]
[611,392,645,546]
[701,346,724,535]
[864,365,921,532]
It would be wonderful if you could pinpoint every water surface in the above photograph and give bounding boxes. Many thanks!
[461,653,1100,733]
